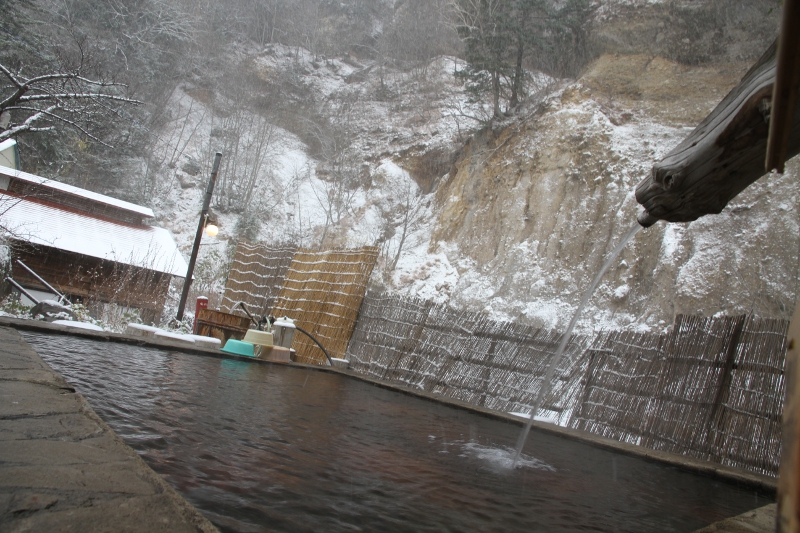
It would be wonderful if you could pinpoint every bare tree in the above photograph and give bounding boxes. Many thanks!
[0,56,141,144]
[309,148,364,248]
[213,110,279,215]
[106,0,194,49]
[384,0,459,74]
[387,180,427,271]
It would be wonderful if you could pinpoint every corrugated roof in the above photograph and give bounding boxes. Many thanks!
[1,194,188,277]
[0,165,154,218]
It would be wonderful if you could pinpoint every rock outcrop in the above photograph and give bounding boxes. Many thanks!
[429,52,800,332]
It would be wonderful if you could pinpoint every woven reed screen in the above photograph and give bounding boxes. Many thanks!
[346,293,788,476]
[347,289,591,426]
[571,315,787,476]
[568,330,667,445]
[220,242,298,315]
[272,246,379,364]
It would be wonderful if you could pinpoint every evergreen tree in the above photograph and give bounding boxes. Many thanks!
[509,0,549,108]
[451,0,593,118]
[452,0,514,119]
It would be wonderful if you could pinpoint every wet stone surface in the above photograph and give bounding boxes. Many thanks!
[0,326,218,533]
[693,503,776,533]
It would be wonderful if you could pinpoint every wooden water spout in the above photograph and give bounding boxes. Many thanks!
[635,39,800,227]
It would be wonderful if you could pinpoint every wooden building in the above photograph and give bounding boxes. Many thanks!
[0,164,187,323]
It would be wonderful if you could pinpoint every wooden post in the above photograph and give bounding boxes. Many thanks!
[766,0,800,173]
[704,315,747,455]
[778,303,800,532]
[176,152,222,322]
[773,6,800,526]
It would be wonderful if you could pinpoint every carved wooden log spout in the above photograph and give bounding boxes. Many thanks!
[635,40,800,227]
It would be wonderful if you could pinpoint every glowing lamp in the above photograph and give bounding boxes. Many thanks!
[204,224,219,237]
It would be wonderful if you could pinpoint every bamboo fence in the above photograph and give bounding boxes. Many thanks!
[347,289,592,425]
[220,245,788,476]
[711,317,787,474]
[570,315,787,475]
[272,246,379,365]
[220,242,298,315]
[346,292,789,476]
[568,330,667,445]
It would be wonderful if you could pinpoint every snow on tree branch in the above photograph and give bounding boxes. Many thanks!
[0,59,142,144]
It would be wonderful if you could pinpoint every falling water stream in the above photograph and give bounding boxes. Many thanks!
[513,222,644,465]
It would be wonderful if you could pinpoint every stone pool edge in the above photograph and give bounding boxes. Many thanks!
[0,325,220,532]
[1,315,777,496]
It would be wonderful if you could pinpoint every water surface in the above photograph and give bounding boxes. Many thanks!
[23,332,772,533]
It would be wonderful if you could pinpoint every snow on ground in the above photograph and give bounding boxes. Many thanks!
[435,78,766,335]
[382,161,460,303]
[158,66,616,331]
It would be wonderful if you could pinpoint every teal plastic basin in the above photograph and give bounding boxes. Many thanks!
[221,339,256,357]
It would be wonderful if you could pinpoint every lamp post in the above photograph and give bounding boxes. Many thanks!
[176,152,222,322]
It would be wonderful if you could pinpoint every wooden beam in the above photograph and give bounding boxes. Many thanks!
[768,4,800,530]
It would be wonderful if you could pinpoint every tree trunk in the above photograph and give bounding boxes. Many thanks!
[390,212,409,271]
[492,70,501,118]
[510,36,524,109]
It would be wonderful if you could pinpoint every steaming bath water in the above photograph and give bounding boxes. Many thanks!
[23,332,770,533]
[514,223,643,465]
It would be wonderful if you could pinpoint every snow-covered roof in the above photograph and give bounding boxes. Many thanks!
[1,194,188,276]
[0,165,154,218]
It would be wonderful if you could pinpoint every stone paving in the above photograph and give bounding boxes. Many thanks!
[693,503,776,533]
[0,325,218,532]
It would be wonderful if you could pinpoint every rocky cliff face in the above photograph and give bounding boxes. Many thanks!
[425,48,800,332]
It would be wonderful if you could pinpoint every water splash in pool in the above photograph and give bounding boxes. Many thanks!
[462,442,555,472]
[513,222,643,466]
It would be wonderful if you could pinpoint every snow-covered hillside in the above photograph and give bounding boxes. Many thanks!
[142,28,798,334]
[146,46,485,307]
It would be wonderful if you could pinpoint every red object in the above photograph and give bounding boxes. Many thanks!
[193,297,209,333]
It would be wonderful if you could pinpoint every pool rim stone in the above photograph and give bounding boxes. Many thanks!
[0,324,220,533]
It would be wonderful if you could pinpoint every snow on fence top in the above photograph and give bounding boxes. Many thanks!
[1,194,188,276]
[0,164,154,219]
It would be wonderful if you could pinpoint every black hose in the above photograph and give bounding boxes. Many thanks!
[294,325,334,366]
[234,301,259,327]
